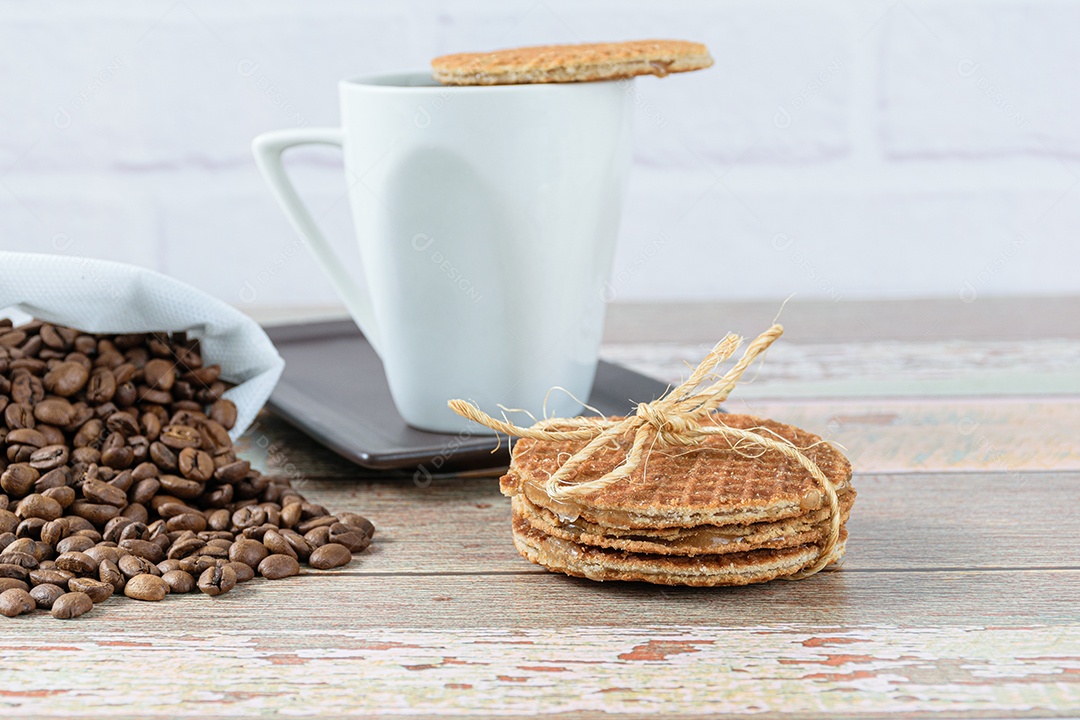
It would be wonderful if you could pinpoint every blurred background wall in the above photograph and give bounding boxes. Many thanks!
[1,0,1077,312]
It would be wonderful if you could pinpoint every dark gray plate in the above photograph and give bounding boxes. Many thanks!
[262,319,669,472]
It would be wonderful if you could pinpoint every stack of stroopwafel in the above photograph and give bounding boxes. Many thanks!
[501,414,854,586]
[450,324,855,587]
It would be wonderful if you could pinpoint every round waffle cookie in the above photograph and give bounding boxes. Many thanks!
[432,40,713,86]
[499,413,854,585]
[512,491,856,557]
[512,513,849,587]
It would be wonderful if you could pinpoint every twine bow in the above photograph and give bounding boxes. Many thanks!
[448,324,841,579]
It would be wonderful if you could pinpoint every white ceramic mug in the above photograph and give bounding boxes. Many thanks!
[253,72,633,433]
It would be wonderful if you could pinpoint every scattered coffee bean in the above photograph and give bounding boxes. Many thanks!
[68,577,114,604]
[51,592,94,619]
[225,561,254,583]
[161,569,195,594]
[30,583,65,610]
[308,543,352,570]
[123,574,169,602]
[228,538,268,568]
[0,578,29,593]
[0,587,35,616]
[258,554,300,580]
[55,551,97,576]
[198,565,237,596]
[0,320,374,619]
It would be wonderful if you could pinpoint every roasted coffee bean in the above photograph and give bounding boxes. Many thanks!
[55,551,97,575]
[279,530,312,562]
[73,418,104,448]
[226,561,254,583]
[43,362,88,397]
[0,577,29,593]
[215,460,250,484]
[228,538,268,568]
[16,517,46,540]
[4,402,35,430]
[0,563,29,581]
[118,554,159,579]
[262,530,297,560]
[157,559,181,574]
[69,501,120,526]
[16,494,64,522]
[41,486,75,509]
[337,513,376,538]
[55,535,95,555]
[29,444,69,471]
[178,555,217,576]
[208,399,237,430]
[82,479,128,508]
[0,320,375,619]
[129,477,161,505]
[304,526,331,548]
[308,543,352,570]
[33,398,75,427]
[231,506,266,531]
[0,587,36,616]
[7,428,46,448]
[68,577,114,603]
[99,559,124,591]
[51,591,94,619]
[328,523,372,553]
[0,510,20,534]
[84,545,122,566]
[258,554,299,580]
[143,358,175,391]
[177,447,214,482]
[84,368,117,404]
[166,537,205,560]
[279,502,303,529]
[30,583,65,609]
[161,569,195,594]
[160,425,201,450]
[1,464,38,498]
[157,474,203,500]
[123,574,169,602]
[197,564,236,596]
[296,515,338,534]
[119,539,165,564]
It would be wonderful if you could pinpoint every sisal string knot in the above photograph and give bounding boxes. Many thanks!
[636,401,698,446]
[448,323,843,579]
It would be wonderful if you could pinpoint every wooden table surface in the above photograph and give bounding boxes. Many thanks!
[2,298,1079,718]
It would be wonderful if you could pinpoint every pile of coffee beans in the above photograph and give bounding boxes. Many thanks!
[0,319,373,619]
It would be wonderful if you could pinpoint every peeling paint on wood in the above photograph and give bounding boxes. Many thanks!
[0,626,1078,716]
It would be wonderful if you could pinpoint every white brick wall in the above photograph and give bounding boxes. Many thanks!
[1,0,1077,309]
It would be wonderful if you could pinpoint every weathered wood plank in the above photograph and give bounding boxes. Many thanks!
[272,471,1080,575]
[243,394,1080,480]
[2,622,1078,718]
[601,339,1080,399]
[602,296,1080,343]
[735,397,1080,474]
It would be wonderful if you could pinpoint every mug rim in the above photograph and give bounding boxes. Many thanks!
[340,70,627,92]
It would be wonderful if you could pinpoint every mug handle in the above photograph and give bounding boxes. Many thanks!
[252,128,382,354]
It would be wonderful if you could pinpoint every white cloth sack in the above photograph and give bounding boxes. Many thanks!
[0,251,284,438]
